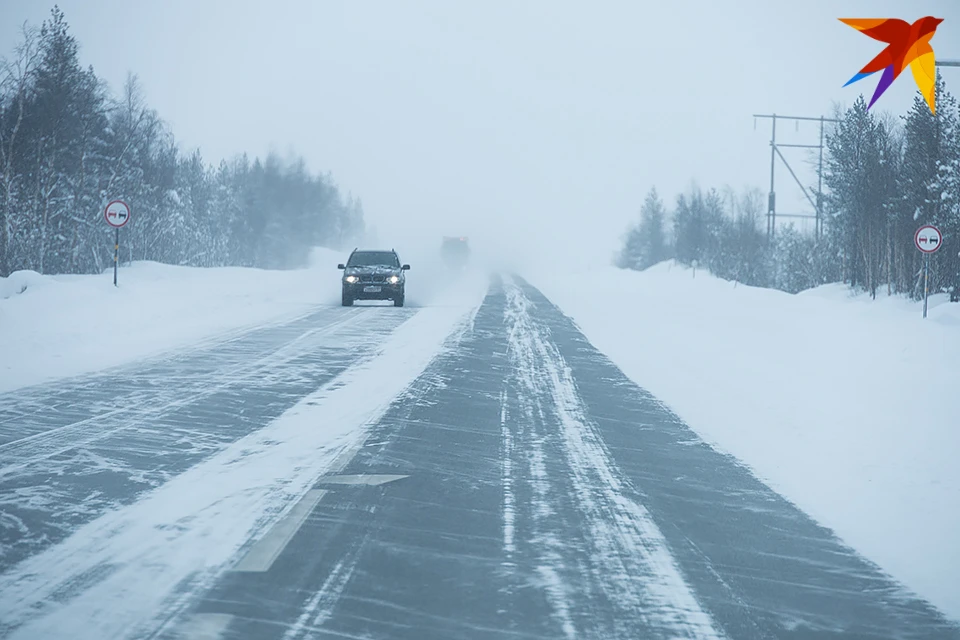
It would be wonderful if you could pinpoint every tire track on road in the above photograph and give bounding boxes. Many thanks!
[515,275,960,639]
[502,276,724,640]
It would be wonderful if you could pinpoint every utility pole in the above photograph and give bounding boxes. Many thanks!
[753,113,839,240]
[752,60,954,240]
[767,114,776,238]
[817,116,825,239]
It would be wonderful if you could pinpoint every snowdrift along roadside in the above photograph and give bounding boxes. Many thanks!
[528,261,960,622]
[0,248,353,393]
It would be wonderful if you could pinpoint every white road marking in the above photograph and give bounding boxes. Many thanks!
[232,489,328,573]
[171,613,235,639]
[325,439,364,474]
[317,474,409,486]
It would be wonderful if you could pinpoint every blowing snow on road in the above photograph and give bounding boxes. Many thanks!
[0,264,957,640]
[3,2,960,638]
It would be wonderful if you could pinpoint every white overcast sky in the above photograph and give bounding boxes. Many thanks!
[2,1,958,267]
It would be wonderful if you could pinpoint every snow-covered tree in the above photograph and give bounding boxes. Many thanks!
[673,187,703,266]
[898,73,960,297]
[616,187,669,270]
[824,96,900,298]
[772,224,817,293]
[0,8,364,277]
[717,187,770,287]
[0,22,40,276]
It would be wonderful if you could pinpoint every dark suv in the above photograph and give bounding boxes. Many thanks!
[338,249,410,307]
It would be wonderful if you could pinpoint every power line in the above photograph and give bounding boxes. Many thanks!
[753,61,955,240]
[753,113,839,240]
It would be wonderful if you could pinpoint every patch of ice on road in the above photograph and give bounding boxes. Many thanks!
[0,279,486,640]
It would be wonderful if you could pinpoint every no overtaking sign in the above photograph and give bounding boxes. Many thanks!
[915,224,942,319]
[104,199,131,286]
[104,200,130,228]
[915,225,942,254]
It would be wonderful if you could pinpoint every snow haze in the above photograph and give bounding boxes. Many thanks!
[1,0,958,268]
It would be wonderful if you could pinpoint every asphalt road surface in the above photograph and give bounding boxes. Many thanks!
[1,275,958,640]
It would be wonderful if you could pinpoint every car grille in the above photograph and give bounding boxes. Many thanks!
[360,275,387,283]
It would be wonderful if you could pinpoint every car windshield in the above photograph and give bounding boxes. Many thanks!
[347,251,399,267]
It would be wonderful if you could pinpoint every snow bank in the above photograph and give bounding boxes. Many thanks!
[0,248,348,393]
[528,261,960,622]
[0,270,48,299]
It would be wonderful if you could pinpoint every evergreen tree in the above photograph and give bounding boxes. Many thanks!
[639,188,669,268]
[18,6,110,274]
[615,187,669,270]
[824,96,899,298]
[721,187,770,286]
[615,222,644,270]
[672,189,701,266]
[900,72,960,297]
[0,9,365,277]
[700,187,727,274]
[772,224,817,293]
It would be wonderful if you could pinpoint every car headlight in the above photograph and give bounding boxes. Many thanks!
[388,275,400,284]
[344,275,358,283]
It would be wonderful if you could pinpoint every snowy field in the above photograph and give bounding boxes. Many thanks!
[529,261,960,622]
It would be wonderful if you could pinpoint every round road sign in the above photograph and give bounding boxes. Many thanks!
[104,200,131,228]
[915,225,942,254]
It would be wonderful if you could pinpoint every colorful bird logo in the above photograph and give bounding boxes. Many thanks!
[840,17,943,114]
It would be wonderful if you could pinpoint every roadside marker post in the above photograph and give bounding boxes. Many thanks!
[915,225,942,318]
[104,200,131,287]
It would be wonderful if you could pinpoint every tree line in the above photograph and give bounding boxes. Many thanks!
[0,7,364,278]
[618,74,960,301]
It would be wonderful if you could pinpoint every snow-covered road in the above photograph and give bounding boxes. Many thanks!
[501,277,722,639]
[0,306,407,571]
[0,272,956,639]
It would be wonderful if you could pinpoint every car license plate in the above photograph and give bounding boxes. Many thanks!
[363,286,381,293]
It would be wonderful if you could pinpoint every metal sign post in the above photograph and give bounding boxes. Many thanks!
[104,200,131,286]
[914,225,942,318]
[113,227,119,286]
